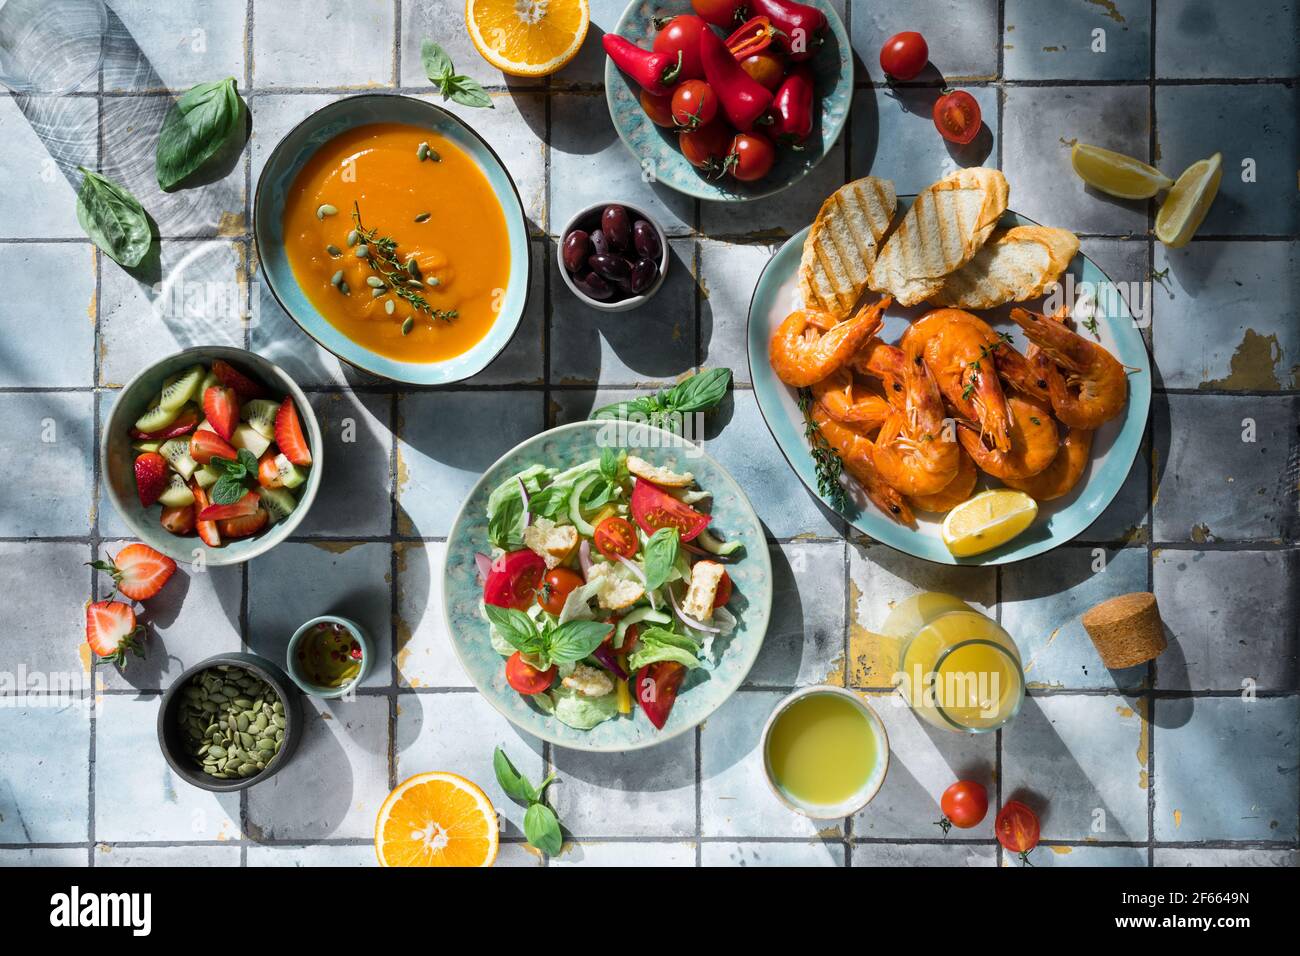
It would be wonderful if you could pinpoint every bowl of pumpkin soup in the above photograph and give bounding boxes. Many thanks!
[254,95,530,384]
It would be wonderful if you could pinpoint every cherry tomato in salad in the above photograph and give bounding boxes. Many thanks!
[738,50,786,91]
[593,515,639,560]
[935,780,989,834]
[727,131,777,182]
[537,567,585,616]
[505,651,556,695]
[483,549,546,610]
[933,89,982,145]
[636,660,687,729]
[879,31,929,80]
[619,623,641,655]
[652,13,708,81]
[679,120,733,173]
[995,800,1041,865]
[713,569,733,608]
[690,0,745,30]
[640,88,675,127]
[671,79,718,130]
[630,479,711,541]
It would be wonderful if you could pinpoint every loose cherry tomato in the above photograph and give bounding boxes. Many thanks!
[879,31,929,80]
[738,50,785,91]
[636,660,687,728]
[712,569,733,608]
[652,13,708,81]
[483,549,546,610]
[671,79,718,130]
[995,800,1041,865]
[727,131,776,182]
[593,515,639,560]
[679,120,733,174]
[537,567,585,615]
[630,479,711,541]
[640,88,675,127]
[505,652,556,695]
[933,88,981,145]
[935,780,989,834]
[690,0,745,30]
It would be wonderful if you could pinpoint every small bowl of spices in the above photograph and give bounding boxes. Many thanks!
[286,615,371,698]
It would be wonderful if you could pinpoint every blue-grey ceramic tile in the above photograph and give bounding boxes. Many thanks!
[746,540,847,687]
[1154,847,1299,867]
[252,0,395,88]
[1002,546,1150,691]
[549,238,696,386]
[95,390,142,539]
[396,691,544,838]
[0,392,93,536]
[1015,844,1148,867]
[853,0,1000,83]
[552,0,631,88]
[699,240,779,386]
[1153,549,1298,692]
[248,91,336,186]
[246,695,391,841]
[0,542,93,683]
[0,243,95,386]
[249,277,353,387]
[295,390,393,538]
[247,844,380,866]
[94,695,241,841]
[0,97,97,239]
[548,387,656,428]
[549,92,694,236]
[0,696,89,843]
[1002,694,1150,842]
[1153,241,1299,390]
[0,848,88,866]
[701,141,848,238]
[464,240,546,386]
[851,842,997,866]
[247,541,393,688]
[395,390,545,537]
[1156,0,1300,78]
[1155,85,1299,237]
[852,85,999,194]
[1153,696,1298,842]
[1078,237,1153,346]
[1001,86,1151,236]
[103,0,248,92]
[1152,394,1299,543]
[552,842,697,867]
[702,841,844,867]
[1004,0,1150,80]
[94,844,241,866]
[550,733,696,838]
[395,541,472,688]
[1084,433,1150,544]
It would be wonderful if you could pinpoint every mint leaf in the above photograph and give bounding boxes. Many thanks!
[237,448,258,473]
[210,474,245,505]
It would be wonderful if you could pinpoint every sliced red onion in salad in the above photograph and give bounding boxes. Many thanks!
[670,588,720,633]
[474,552,492,584]
[578,539,594,576]
[590,642,628,680]
[616,554,647,585]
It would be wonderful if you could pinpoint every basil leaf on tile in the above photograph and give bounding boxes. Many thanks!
[155,77,244,191]
[492,747,538,804]
[523,802,562,856]
[421,39,494,109]
[75,168,151,267]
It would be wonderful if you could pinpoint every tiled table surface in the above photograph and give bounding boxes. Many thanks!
[1,0,1297,868]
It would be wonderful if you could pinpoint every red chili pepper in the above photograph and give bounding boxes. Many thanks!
[747,0,827,62]
[725,15,778,59]
[771,65,815,145]
[699,23,773,131]
[602,34,683,96]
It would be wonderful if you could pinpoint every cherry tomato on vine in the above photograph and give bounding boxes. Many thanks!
[933,89,982,145]
[537,567,585,615]
[671,79,718,129]
[679,120,734,174]
[727,131,776,182]
[640,88,675,127]
[995,800,1041,865]
[935,780,989,834]
[879,31,929,80]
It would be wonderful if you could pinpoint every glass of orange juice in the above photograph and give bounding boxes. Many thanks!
[886,593,1025,733]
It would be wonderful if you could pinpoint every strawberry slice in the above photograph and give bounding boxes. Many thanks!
[190,482,222,548]
[202,386,239,441]
[130,404,200,441]
[211,359,266,399]
[86,600,145,668]
[217,508,269,539]
[134,452,168,507]
[161,504,195,535]
[88,543,177,601]
[197,490,260,522]
[274,397,312,466]
[257,450,284,488]
[190,428,238,465]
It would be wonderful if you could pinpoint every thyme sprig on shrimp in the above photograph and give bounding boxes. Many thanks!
[350,202,458,323]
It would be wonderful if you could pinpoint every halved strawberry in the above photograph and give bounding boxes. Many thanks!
[161,504,195,535]
[217,508,269,539]
[211,359,266,399]
[88,543,177,601]
[274,397,312,466]
[190,482,222,547]
[130,404,200,441]
[202,386,239,441]
[257,450,284,488]
[86,600,145,668]
[197,490,260,522]
[190,429,238,465]
[134,452,168,507]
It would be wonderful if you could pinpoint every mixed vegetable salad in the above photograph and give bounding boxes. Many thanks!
[476,447,744,732]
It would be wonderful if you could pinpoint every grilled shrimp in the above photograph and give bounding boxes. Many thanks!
[811,402,915,526]
[957,395,1060,481]
[851,337,907,402]
[770,297,891,388]
[810,367,892,429]
[871,349,961,497]
[1002,427,1093,501]
[994,340,1052,406]
[1009,307,1128,430]
[908,444,978,513]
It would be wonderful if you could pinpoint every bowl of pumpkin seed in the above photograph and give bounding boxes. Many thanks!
[157,653,303,792]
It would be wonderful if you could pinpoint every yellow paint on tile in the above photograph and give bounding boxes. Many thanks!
[217,211,247,237]
[817,825,843,840]
[1134,697,1150,789]
[1042,45,1063,52]
[1116,705,1134,718]
[1173,808,1182,828]
[78,641,93,674]
[822,652,846,687]
[847,578,900,687]
[1022,625,1061,675]
[309,540,363,554]
[1202,328,1285,391]
[1050,845,1072,855]
[1191,523,1212,542]
[1084,0,1127,23]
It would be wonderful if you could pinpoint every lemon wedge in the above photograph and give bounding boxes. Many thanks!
[941,490,1039,558]
[1155,153,1223,248]
[1070,143,1174,199]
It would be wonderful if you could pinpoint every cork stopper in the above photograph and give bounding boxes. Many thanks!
[1081,592,1166,669]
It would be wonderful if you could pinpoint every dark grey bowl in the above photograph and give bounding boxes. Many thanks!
[157,652,304,792]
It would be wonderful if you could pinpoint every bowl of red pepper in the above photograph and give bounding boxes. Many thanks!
[602,0,852,202]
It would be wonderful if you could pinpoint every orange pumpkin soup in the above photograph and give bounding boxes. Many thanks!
[282,122,510,363]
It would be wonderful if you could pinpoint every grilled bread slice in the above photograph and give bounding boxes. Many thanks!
[867,167,1010,306]
[797,176,897,317]
[932,225,1080,309]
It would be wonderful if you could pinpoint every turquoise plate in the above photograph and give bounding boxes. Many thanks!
[605,0,852,202]
[747,200,1153,566]
[254,94,530,385]
[443,421,773,751]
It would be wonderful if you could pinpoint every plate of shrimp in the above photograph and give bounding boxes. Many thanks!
[747,200,1151,565]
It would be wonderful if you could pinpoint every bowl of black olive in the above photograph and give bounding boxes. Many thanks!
[557,201,669,311]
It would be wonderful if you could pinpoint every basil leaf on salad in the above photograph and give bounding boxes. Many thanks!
[75,168,152,268]
[545,619,614,665]
[484,605,543,656]
[487,494,525,549]
[156,77,244,191]
[641,527,679,592]
[589,368,732,433]
[524,802,563,856]
[527,483,570,519]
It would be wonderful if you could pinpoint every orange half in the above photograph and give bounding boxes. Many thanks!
[375,772,499,867]
[466,0,590,77]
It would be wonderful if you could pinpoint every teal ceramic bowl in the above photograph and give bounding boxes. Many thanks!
[286,614,372,698]
[605,0,852,202]
[443,420,773,751]
[253,94,531,384]
[747,200,1153,566]
[102,346,323,567]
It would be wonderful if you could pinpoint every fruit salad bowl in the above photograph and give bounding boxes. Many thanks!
[102,346,324,567]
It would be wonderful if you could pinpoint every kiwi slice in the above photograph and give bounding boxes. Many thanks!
[232,423,271,458]
[160,364,206,412]
[241,399,280,439]
[133,440,162,454]
[271,453,306,489]
[194,463,222,489]
[134,402,180,434]
[159,437,198,481]
[256,486,296,524]
[199,369,220,394]
[157,473,195,508]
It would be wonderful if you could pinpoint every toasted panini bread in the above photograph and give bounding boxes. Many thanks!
[932,225,1080,309]
[797,176,897,317]
[867,167,1010,306]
